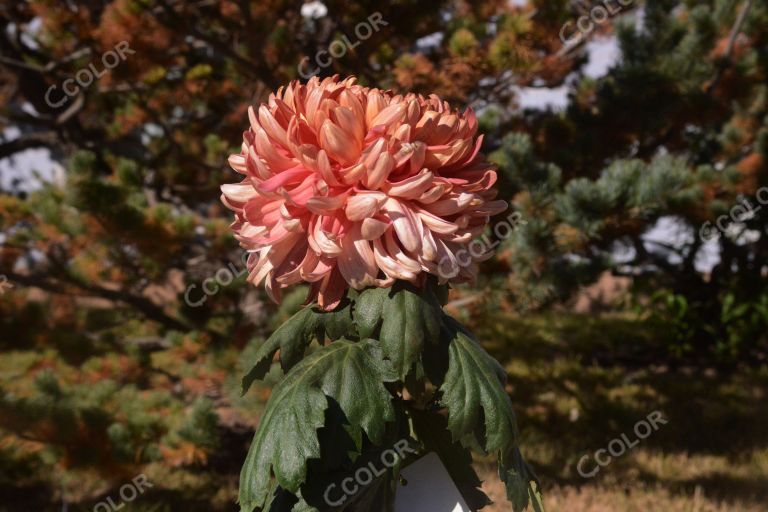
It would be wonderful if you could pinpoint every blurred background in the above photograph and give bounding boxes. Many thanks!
[1,0,767,511]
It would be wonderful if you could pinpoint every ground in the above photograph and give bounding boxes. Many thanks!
[467,312,768,512]
[1,310,766,511]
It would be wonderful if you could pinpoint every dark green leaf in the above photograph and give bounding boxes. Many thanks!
[353,287,388,339]
[422,316,453,387]
[261,483,297,512]
[319,300,355,341]
[240,340,396,512]
[379,283,442,379]
[500,447,544,512]
[242,301,353,393]
[290,495,318,512]
[439,317,518,454]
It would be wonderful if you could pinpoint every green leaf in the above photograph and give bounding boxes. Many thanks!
[438,316,518,454]
[378,283,442,379]
[421,316,452,387]
[242,301,353,393]
[354,287,388,339]
[500,447,544,512]
[240,340,396,512]
[321,301,354,341]
[258,482,295,512]
[290,495,318,512]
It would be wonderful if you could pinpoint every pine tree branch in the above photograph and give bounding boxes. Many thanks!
[3,271,192,333]
[0,131,58,159]
[706,0,753,94]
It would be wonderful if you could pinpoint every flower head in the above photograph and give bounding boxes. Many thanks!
[221,76,506,310]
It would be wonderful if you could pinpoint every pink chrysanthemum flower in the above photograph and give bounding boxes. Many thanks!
[221,76,506,310]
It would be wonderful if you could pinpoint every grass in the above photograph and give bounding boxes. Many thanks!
[462,311,768,511]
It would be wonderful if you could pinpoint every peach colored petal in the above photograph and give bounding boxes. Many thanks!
[320,120,358,166]
[386,170,433,199]
[365,152,395,190]
[306,194,347,215]
[346,193,385,221]
[360,217,390,240]
[228,154,248,174]
[223,76,501,310]
[337,225,378,289]
[339,163,366,185]
[383,198,422,253]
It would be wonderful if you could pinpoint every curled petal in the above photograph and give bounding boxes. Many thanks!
[365,152,395,190]
[308,216,343,256]
[387,170,433,199]
[306,193,348,215]
[254,128,296,171]
[373,237,418,282]
[384,198,422,253]
[361,217,390,240]
[309,268,347,310]
[423,193,474,216]
[417,208,460,235]
[365,89,387,127]
[222,75,501,307]
[258,104,290,149]
[468,199,508,216]
[228,154,248,174]
[418,183,451,204]
[258,167,310,193]
[346,193,384,221]
[337,225,378,289]
[339,163,366,185]
[301,254,334,282]
[320,120,358,165]
[370,103,406,130]
[331,106,364,148]
[221,182,257,205]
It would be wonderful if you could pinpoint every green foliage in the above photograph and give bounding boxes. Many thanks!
[239,340,397,511]
[178,398,220,449]
[500,447,544,512]
[241,301,354,391]
[440,318,518,454]
[239,284,538,512]
[449,28,479,57]
[487,1,768,358]
[643,289,768,359]
[354,283,442,380]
